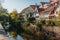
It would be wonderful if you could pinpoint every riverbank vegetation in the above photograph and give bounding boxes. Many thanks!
[0,9,60,40]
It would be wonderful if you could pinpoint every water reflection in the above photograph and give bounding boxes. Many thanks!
[9,34,23,40]
[17,35,23,40]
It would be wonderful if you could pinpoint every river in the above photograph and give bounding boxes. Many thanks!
[0,23,23,40]
[9,35,23,40]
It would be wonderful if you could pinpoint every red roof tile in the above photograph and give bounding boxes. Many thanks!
[49,13,55,17]
[30,5,36,10]
[39,3,57,13]
[30,1,58,14]
[40,2,50,4]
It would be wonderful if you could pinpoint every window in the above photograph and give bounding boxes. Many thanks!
[36,16,39,18]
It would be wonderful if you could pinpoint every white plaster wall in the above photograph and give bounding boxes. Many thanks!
[55,5,60,17]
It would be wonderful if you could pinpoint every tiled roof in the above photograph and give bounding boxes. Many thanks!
[40,2,50,4]
[49,13,55,17]
[50,1,58,5]
[39,3,58,13]
[30,5,45,12]
[30,5,36,10]
[30,1,58,14]
[38,8,45,12]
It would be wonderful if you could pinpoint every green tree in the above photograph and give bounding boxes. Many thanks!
[57,10,60,26]
[9,10,19,22]
[0,8,8,32]
[1,15,9,32]
[8,10,24,38]
[28,17,36,23]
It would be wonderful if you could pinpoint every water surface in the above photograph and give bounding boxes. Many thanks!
[9,35,23,40]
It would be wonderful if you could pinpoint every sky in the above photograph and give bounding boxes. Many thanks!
[2,0,49,13]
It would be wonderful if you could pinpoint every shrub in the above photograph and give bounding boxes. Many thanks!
[41,20,46,25]
[47,20,56,26]
[56,21,60,26]
[36,21,43,31]
[27,17,36,23]
[10,31,17,38]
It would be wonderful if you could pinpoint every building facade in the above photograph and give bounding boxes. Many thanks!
[20,0,60,21]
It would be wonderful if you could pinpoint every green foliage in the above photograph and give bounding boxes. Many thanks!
[10,31,17,38]
[28,17,36,23]
[8,10,25,36]
[56,21,60,26]
[37,22,42,31]
[19,14,25,23]
[41,20,46,25]
[0,15,9,32]
[9,10,19,22]
[36,20,46,31]
[0,8,58,40]
[48,20,56,26]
